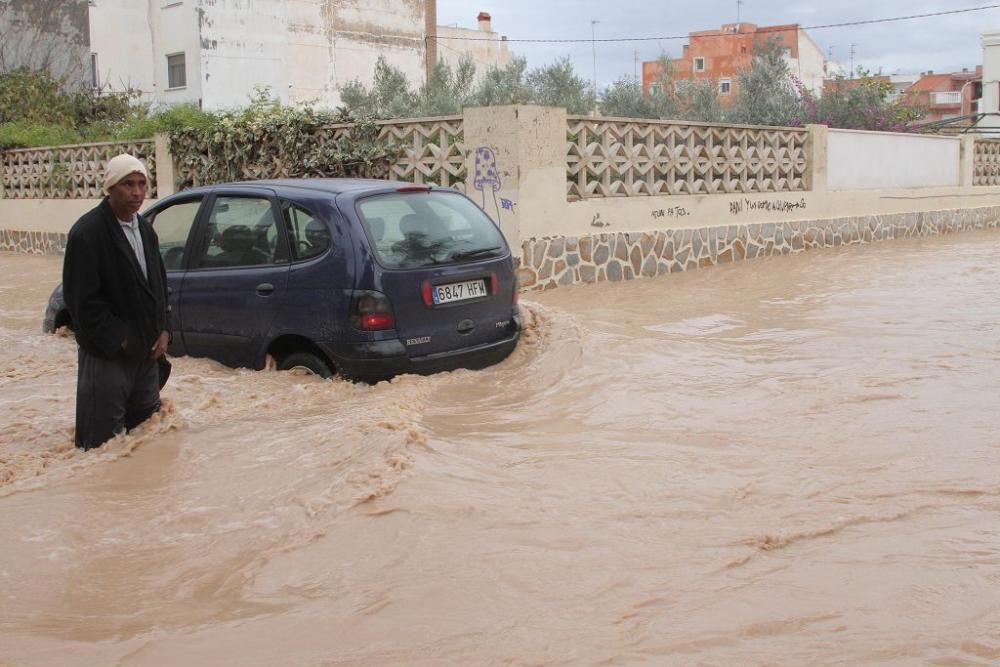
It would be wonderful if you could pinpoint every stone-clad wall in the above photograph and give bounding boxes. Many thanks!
[516,207,1000,291]
[0,229,67,255]
[7,208,1000,291]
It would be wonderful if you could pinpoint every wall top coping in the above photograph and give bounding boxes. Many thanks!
[320,115,463,130]
[1,138,155,154]
[566,114,809,133]
[828,127,961,141]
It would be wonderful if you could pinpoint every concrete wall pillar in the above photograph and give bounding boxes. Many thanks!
[960,134,977,186]
[805,124,828,192]
[462,105,568,249]
[154,134,175,198]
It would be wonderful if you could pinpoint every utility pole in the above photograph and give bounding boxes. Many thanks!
[634,50,639,80]
[737,0,743,24]
[591,20,600,99]
[850,43,856,79]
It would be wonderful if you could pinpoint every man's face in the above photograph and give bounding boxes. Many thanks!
[108,172,147,218]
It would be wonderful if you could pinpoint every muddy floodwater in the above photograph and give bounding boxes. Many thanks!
[2,231,999,666]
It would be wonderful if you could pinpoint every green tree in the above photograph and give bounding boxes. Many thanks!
[416,58,476,116]
[472,56,531,107]
[525,57,594,114]
[599,76,657,118]
[599,55,684,119]
[684,80,722,122]
[729,38,800,126]
[339,56,417,119]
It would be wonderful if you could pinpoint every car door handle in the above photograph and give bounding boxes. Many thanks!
[256,283,274,295]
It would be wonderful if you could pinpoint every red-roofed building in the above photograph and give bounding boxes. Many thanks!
[905,67,982,122]
[642,22,827,104]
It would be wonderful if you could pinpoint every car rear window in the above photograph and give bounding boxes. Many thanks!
[356,191,506,269]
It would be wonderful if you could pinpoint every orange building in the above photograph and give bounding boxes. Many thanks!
[642,22,827,103]
[904,67,982,122]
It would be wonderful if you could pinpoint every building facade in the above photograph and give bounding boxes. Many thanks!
[88,0,431,110]
[434,11,512,78]
[642,22,827,103]
[905,68,981,122]
[0,0,91,88]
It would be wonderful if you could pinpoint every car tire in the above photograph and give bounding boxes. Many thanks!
[277,351,333,378]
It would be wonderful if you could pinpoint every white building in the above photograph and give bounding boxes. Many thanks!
[89,0,430,110]
[434,11,512,77]
[981,32,1000,126]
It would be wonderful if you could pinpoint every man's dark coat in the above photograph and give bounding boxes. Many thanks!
[63,198,170,364]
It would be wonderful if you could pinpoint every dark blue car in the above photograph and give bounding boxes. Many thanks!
[45,179,521,381]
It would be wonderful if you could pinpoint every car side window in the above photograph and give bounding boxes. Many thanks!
[148,199,201,270]
[198,196,281,268]
[282,200,330,261]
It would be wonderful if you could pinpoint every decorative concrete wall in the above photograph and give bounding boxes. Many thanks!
[516,207,1000,291]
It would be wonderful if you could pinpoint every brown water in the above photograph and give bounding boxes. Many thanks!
[2,232,999,666]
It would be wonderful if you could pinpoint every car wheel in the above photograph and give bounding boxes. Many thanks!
[277,351,333,378]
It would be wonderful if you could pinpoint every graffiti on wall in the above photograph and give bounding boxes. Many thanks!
[730,198,808,216]
[651,206,690,219]
[473,146,510,223]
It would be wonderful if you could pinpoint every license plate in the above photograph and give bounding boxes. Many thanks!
[432,279,488,305]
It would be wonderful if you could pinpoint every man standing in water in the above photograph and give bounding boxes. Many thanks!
[63,154,170,450]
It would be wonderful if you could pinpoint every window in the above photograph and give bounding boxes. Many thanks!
[148,199,202,270]
[719,79,732,95]
[282,201,330,260]
[694,57,705,72]
[90,53,99,88]
[648,82,663,96]
[357,191,505,269]
[740,46,747,55]
[167,52,186,89]
[198,196,281,268]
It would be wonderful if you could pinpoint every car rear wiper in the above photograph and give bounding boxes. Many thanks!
[449,246,502,261]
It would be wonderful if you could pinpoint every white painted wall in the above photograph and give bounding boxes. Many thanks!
[981,33,1000,128]
[88,0,154,98]
[152,1,203,107]
[88,0,427,111]
[827,129,960,190]
[199,0,290,109]
[436,24,512,78]
[791,29,826,95]
[328,0,426,108]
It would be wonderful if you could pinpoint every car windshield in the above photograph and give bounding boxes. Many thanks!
[356,191,506,269]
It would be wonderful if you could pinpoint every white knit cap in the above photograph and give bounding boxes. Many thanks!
[102,154,150,195]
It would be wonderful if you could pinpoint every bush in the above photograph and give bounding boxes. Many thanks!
[169,91,403,187]
[0,69,73,125]
[112,104,217,141]
[0,121,82,149]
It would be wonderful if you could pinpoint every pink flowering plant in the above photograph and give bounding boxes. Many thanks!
[792,69,924,132]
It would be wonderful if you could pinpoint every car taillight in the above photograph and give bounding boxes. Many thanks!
[490,272,498,295]
[351,291,395,331]
[421,280,433,306]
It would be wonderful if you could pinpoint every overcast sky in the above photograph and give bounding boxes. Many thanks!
[436,0,999,88]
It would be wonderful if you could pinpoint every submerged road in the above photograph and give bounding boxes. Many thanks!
[1,230,999,665]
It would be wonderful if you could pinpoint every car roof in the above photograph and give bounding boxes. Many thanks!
[174,178,427,197]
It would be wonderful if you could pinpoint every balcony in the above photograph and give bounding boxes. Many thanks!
[932,91,962,106]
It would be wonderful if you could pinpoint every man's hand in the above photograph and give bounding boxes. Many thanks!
[150,331,169,359]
